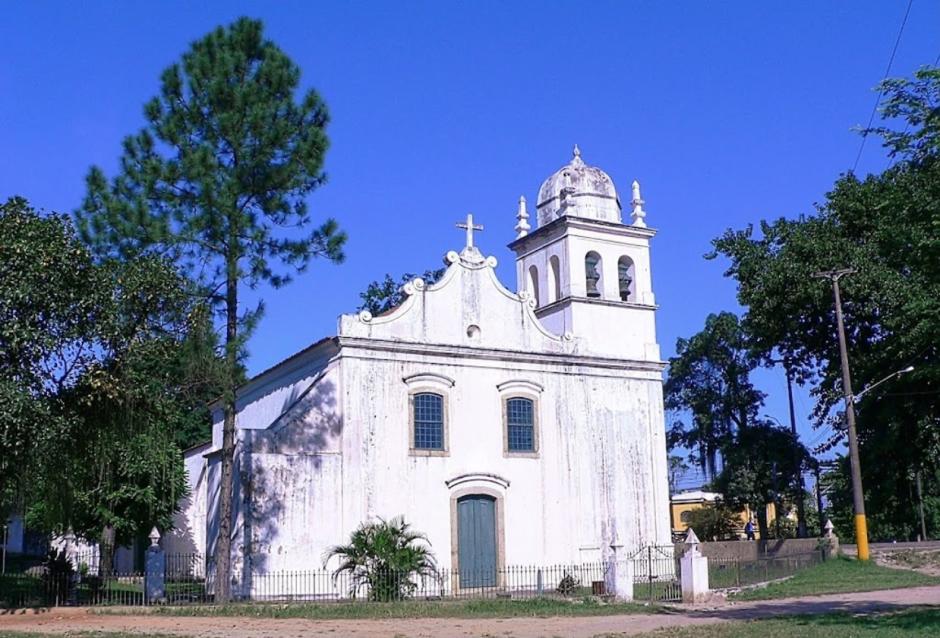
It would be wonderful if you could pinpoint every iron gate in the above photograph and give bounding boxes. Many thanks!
[631,545,681,602]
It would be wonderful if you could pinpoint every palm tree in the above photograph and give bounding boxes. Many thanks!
[324,516,438,601]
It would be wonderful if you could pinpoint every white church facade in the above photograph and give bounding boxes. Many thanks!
[171,147,672,594]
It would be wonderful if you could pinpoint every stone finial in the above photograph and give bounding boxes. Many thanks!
[685,527,701,546]
[630,179,647,228]
[824,519,835,537]
[515,196,531,238]
[149,526,161,547]
[571,144,585,166]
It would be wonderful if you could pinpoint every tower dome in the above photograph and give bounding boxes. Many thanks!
[535,145,621,227]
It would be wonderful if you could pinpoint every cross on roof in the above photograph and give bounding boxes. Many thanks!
[456,213,483,249]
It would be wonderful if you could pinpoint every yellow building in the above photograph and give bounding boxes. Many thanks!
[670,490,778,540]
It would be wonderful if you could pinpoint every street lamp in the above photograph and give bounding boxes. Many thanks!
[853,366,914,403]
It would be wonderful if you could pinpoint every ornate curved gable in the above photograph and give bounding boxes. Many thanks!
[338,246,573,354]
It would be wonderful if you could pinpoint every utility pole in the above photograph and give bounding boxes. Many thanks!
[784,365,808,538]
[814,463,826,536]
[814,268,869,561]
[765,359,807,538]
[916,470,928,541]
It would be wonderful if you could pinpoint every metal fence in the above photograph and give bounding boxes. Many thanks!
[631,545,681,602]
[0,567,210,608]
[239,563,610,602]
[0,546,829,608]
[1,560,613,608]
[707,550,827,589]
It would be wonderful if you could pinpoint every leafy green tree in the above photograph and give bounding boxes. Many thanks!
[75,18,346,598]
[683,503,741,542]
[665,311,764,477]
[325,516,438,601]
[0,197,103,520]
[358,268,446,316]
[668,455,690,494]
[1,198,222,556]
[710,66,940,541]
[712,422,808,539]
[27,257,221,550]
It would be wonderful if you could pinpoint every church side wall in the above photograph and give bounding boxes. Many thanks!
[201,345,342,583]
[164,444,209,562]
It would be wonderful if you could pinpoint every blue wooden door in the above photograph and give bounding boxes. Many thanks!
[457,495,497,588]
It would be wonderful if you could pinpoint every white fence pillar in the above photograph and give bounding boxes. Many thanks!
[680,529,709,603]
[607,543,634,601]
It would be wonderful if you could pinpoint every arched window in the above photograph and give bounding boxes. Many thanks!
[680,510,692,524]
[548,255,561,303]
[528,265,540,307]
[585,251,603,298]
[505,397,535,452]
[617,256,635,302]
[413,392,444,450]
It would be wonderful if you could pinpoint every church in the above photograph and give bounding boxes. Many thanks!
[171,147,672,594]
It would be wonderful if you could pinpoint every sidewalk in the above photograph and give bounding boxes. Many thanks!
[2,585,939,638]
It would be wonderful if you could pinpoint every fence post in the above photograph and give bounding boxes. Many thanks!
[680,529,709,603]
[144,527,166,605]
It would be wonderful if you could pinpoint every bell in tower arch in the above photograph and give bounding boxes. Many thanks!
[585,252,602,298]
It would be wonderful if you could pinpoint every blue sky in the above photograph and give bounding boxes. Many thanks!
[2,2,937,482]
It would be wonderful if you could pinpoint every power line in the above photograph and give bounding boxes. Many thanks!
[851,0,915,173]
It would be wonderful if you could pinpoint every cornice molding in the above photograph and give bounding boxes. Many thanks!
[336,336,666,372]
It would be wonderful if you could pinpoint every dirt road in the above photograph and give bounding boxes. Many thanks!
[2,585,939,638]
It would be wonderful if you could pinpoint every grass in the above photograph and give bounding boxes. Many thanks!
[96,596,659,619]
[625,608,940,637]
[730,555,940,601]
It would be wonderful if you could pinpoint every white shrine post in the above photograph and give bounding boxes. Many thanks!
[680,528,709,603]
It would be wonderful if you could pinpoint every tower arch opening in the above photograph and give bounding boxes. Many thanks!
[618,256,635,302]
[548,255,561,303]
[585,252,603,299]
[527,265,540,307]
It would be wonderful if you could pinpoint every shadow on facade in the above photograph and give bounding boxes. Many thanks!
[240,377,342,585]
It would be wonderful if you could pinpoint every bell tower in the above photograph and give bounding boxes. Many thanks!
[508,146,660,362]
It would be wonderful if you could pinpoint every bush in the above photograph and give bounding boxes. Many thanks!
[325,516,438,602]
[41,550,74,604]
[556,572,579,596]
[684,504,741,541]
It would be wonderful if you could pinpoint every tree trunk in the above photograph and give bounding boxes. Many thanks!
[756,505,769,543]
[214,265,239,602]
[916,470,928,541]
[99,525,115,578]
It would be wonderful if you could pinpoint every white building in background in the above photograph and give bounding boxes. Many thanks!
[169,147,672,593]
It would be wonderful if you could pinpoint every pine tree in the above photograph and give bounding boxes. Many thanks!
[76,18,346,600]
